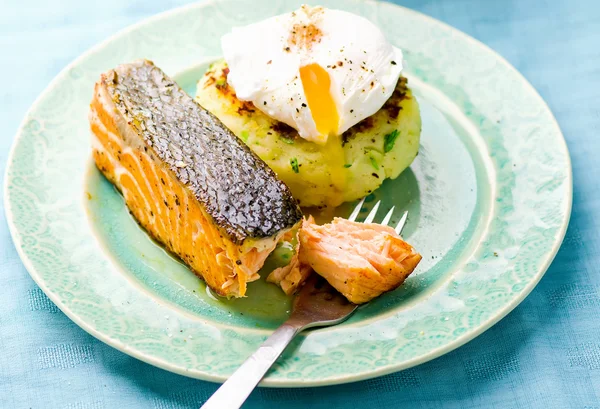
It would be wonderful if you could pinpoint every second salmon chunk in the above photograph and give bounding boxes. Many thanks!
[298,218,421,304]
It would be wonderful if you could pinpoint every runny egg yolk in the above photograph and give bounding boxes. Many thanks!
[299,63,339,137]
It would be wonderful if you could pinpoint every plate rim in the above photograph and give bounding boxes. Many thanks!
[4,0,573,387]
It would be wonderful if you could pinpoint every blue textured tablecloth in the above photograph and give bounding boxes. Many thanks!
[1,0,599,407]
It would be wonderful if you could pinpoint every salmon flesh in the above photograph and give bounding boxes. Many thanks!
[298,218,422,304]
[266,217,315,295]
[89,60,303,297]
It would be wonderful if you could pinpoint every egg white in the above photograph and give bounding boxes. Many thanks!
[221,5,403,144]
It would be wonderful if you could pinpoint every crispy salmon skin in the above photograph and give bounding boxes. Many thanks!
[89,60,302,297]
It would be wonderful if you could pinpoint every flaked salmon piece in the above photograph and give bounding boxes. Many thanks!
[267,253,313,295]
[298,217,421,304]
[89,60,302,298]
[267,216,315,295]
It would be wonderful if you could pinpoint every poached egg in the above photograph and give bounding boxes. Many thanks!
[221,5,404,144]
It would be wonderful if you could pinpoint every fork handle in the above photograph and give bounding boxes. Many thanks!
[200,322,302,409]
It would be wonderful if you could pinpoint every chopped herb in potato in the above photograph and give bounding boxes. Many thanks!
[384,129,399,153]
[369,155,379,170]
[290,157,299,173]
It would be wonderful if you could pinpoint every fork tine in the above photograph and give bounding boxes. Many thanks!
[395,211,408,234]
[363,200,381,224]
[348,197,365,222]
[381,206,395,226]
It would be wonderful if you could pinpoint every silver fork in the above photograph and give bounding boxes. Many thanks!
[200,199,408,409]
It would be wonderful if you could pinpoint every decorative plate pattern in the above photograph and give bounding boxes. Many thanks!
[4,0,571,386]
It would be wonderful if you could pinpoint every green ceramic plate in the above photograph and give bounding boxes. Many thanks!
[5,0,572,387]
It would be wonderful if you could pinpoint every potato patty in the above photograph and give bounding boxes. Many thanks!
[195,60,421,207]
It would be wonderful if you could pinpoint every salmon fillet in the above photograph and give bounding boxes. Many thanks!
[298,217,421,304]
[89,60,302,298]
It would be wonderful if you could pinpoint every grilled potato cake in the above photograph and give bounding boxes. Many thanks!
[195,60,421,208]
